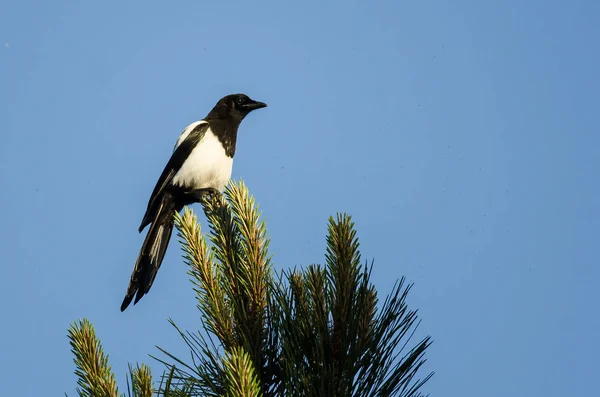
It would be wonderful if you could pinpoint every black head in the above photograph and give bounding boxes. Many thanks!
[206,93,267,122]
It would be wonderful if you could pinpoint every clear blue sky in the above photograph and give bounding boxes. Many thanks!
[1,1,598,395]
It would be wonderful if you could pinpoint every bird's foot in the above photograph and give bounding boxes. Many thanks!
[183,188,220,202]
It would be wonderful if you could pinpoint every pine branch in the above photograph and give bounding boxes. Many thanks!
[353,278,433,397]
[68,182,433,397]
[67,318,121,397]
[167,181,275,395]
[175,209,234,349]
[153,320,225,396]
[129,364,154,397]
[149,182,431,396]
[223,181,272,385]
[154,365,198,397]
[272,213,433,396]
[201,189,242,289]
[222,347,263,397]
[227,180,272,308]
[326,214,364,395]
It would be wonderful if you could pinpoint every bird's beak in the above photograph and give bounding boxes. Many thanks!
[244,100,267,111]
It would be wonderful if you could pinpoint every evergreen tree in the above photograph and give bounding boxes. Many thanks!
[68,181,433,396]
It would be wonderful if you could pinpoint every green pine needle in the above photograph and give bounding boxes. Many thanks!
[67,318,120,397]
[68,180,433,397]
[222,347,263,397]
[129,364,153,397]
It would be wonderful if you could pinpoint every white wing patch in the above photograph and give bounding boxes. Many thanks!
[172,128,233,192]
[174,120,208,151]
[150,224,164,262]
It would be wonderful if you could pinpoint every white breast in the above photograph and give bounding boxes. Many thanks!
[171,127,233,192]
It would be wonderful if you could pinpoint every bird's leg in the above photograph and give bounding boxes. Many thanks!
[183,188,220,202]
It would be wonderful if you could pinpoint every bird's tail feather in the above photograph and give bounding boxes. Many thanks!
[121,194,177,311]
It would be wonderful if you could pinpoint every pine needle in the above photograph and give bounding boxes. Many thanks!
[67,318,120,397]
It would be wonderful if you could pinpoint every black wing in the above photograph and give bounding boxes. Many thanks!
[138,122,209,232]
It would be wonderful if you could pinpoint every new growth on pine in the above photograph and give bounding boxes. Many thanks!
[67,180,433,396]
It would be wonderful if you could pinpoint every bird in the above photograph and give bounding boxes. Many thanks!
[120,93,267,311]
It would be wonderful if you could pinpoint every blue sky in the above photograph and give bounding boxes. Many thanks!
[1,0,598,395]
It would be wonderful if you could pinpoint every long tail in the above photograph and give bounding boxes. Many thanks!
[121,194,177,311]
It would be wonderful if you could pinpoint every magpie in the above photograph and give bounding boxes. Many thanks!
[120,93,267,311]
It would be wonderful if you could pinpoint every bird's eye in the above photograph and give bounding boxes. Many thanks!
[236,97,245,105]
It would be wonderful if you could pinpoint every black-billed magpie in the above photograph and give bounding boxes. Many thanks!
[121,93,267,311]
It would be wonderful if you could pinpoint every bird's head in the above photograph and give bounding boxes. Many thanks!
[208,93,267,122]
